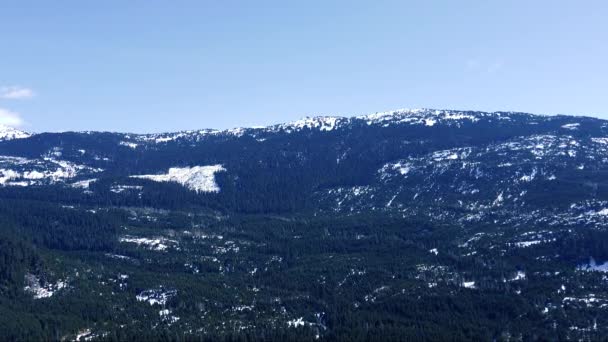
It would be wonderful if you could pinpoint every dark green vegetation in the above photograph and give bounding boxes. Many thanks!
[2,202,607,341]
[1,109,608,341]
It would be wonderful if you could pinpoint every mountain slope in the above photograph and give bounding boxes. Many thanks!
[0,124,30,141]
[1,108,606,216]
[1,108,608,340]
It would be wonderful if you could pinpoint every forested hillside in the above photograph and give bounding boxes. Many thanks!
[1,109,608,341]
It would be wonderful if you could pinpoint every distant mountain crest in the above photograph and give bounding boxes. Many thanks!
[0,124,31,141]
[4,108,589,142]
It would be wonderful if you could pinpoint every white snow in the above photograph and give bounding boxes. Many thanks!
[157,309,180,324]
[131,165,226,193]
[519,168,538,182]
[380,161,412,178]
[386,194,398,207]
[71,179,97,189]
[0,169,20,184]
[136,288,177,306]
[514,240,541,247]
[510,271,526,281]
[74,329,95,341]
[356,108,483,127]
[105,253,134,261]
[279,116,341,132]
[119,236,177,251]
[110,185,143,193]
[139,132,196,143]
[596,209,608,216]
[233,305,254,312]
[0,156,102,187]
[443,112,479,122]
[431,150,463,161]
[0,124,31,140]
[136,128,249,144]
[493,192,504,206]
[462,281,476,289]
[592,137,608,145]
[23,274,68,299]
[578,258,608,273]
[287,317,306,328]
[561,123,580,130]
[119,141,139,149]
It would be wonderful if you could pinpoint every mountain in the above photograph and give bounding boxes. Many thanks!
[0,124,30,141]
[1,108,608,341]
[1,108,607,219]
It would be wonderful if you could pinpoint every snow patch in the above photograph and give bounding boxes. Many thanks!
[578,258,608,273]
[0,156,102,186]
[119,141,139,149]
[119,236,177,251]
[509,271,526,281]
[278,116,342,132]
[561,123,580,130]
[136,288,177,306]
[0,124,31,140]
[110,185,143,193]
[131,165,226,193]
[23,274,67,299]
[462,281,476,289]
[71,179,97,189]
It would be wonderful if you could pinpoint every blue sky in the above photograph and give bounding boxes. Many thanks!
[1,1,606,133]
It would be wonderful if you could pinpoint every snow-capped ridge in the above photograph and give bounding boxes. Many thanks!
[270,116,347,133]
[357,108,489,126]
[111,108,597,146]
[0,124,31,141]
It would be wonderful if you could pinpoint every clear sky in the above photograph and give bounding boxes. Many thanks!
[1,1,606,133]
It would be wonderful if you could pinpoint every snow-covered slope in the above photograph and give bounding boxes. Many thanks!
[131,165,226,193]
[0,108,606,222]
[317,131,608,229]
[0,155,102,186]
[113,108,515,145]
[0,124,31,141]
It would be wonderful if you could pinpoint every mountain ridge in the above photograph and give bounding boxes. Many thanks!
[1,107,607,220]
[4,107,605,139]
[2,107,608,340]
[0,124,31,141]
